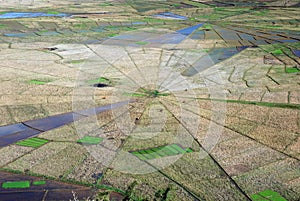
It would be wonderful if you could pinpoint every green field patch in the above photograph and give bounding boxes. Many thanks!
[135,41,149,45]
[143,89,170,98]
[262,25,283,29]
[214,7,225,11]
[108,33,118,37]
[123,27,137,31]
[271,49,284,55]
[2,181,30,189]
[29,79,51,85]
[124,89,169,98]
[170,144,186,154]
[37,30,50,34]
[165,145,180,154]
[131,144,193,161]
[99,3,112,6]
[172,3,181,7]
[185,148,193,153]
[88,77,111,84]
[131,151,148,160]
[200,24,212,30]
[16,137,49,148]
[151,147,167,157]
[77,136,103,145]
[251,190,287,201]
[33,180,46,186]
[286,68,300,73]
[0,24,7,28]
[137,150,153,160]
[144,149,160,159]
[160,146,176,156]
[47,11,60,14]
[74,23,88,29]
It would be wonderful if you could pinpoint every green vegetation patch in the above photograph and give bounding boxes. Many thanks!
[36,30,50,34]
[263,25,282,29]
[2,181,30,189]
[29,79,51,85]
[214,7,225,11]
[286,68,300,73]
[251,190,287,201]
[124,88,170,98]
[77,136,103,145]
[33,180,46,186]
[271,49,284,55]
[144,89,170,97]
[0,24,7,28]
[16,138,49,148]
[201,24,212,30]
[99,3,112,6]
[172,3,181,7]
[74,24,86,29]
[88,77,111,85]
[47,11,60,14]
[108,33,118,37]
[131,144,193,161]
[123,27,137,31]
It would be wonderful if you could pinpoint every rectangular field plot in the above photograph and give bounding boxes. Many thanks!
[32,180,46,186]
[131,144,193,161]
[15,138,48,148]
[77,136,103,145]
[2,181,30,189]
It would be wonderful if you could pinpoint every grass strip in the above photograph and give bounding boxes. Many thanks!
[47,11,60,14]
[138,150,153,160]
[131,144,194,161]
[131,151,148,160]
[286,68,300,73]
[251,190,287,201]
[164,145,180,154]
[271,49,284,55]
[170,144,186,154]
[151,147,167,157]
[185,148,193,153]
[16,138,48,148]
[33,180,46,186]
[29,79,49,85]
[162,146,178,155]
[77,136,103,145]
[87,77,110,84]
[2,181,30,189]
[145,149,161,158]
